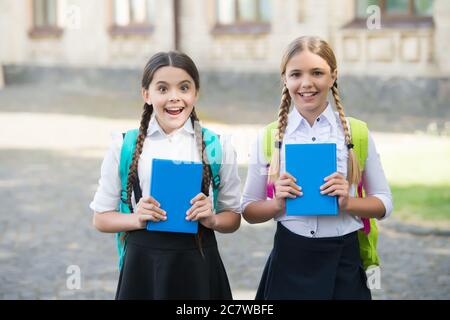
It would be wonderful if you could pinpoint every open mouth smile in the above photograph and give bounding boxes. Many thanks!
[164,107,185,116]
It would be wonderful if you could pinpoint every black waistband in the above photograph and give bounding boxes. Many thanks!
[275,222,358,249]
[126,225,217,250]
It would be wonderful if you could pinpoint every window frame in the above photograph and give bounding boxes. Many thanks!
[212,0,271,35]
[109,0,155,36]
[28,0,63,39]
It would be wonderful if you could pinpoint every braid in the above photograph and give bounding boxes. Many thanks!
[191,108,212,195]
[268,85,291,183]
[190,108,212,258]
[331,82,361,185]
[125,103,153,212]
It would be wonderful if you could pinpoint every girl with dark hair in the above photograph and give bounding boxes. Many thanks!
[90,51,241,299]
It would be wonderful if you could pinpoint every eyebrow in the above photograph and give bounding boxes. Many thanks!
[289,68,325,73]
[155,80,193,85]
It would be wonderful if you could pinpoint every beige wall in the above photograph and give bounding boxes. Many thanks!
[0,0,449,77]
[0,0,174,67]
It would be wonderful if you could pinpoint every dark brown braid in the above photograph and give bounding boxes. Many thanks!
[125,103,153,212]
[120,103,153,244]
[190,108,212,258]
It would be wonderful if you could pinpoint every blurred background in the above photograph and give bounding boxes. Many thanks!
[0,0,449,300]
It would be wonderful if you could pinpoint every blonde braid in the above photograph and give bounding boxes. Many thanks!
[268,85,291,183]
[331,82,361,185]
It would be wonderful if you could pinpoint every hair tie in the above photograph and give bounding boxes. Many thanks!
[347,143,354,150]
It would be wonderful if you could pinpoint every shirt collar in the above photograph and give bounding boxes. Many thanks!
[147,114,195,137]
[285,102,337,136]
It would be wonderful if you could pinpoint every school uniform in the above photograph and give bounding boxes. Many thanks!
[241,103,393,300]
[90,115,241,300]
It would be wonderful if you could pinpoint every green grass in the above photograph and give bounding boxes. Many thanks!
[390,184,450,223]
[375,133,450,225]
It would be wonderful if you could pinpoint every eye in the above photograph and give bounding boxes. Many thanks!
[290,72,300,78]
[180,84,190,92]
[312,71,323,76]
[158,86,167,93]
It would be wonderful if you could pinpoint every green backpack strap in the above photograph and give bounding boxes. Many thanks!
[119,129,139,212]
[202,127,223,209]
[115,129,139,271]
[262,120,278,163]
[348,117,380,270]
[348,117,368,170]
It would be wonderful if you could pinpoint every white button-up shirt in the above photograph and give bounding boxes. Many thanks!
[90,115,242,214]
[241,103,393,238]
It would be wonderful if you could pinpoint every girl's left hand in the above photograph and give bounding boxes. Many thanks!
[186,192,216,229]
[320,172,350,212]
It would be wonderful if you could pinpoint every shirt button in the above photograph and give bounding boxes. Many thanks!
[317,118,320,122]
[312,137,316,142]
[310,231,315,235]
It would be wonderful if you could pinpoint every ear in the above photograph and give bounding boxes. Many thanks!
[330,69,337,88]
[141,88,151,104]
[282,74,286,86]
[194,90,200,102]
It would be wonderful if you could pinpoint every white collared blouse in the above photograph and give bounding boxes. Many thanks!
[241,103,393,238]
[90,115,242,214]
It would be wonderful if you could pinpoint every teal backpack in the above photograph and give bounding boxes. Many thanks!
[116,127,222,271]
[262,117,380,270]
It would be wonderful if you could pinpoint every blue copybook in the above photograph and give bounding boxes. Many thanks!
[285,143,338,216]
[146,158,202,234]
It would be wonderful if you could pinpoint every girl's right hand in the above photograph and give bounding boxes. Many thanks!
[274,172,303,214]
[133,196,166,229]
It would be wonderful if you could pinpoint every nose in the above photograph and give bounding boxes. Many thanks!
[301,75,313,89]
[169,90,180,102]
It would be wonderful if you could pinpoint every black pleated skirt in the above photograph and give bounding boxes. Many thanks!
[256,222,371,300]
[115,225,232,300]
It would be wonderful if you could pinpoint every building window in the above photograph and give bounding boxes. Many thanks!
[29,0,63,38]
[348,0,434,28]
[214,0,271,34]
[110,0,155,36]
[356,0,434,18]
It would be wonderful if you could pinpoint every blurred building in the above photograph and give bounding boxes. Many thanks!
[0,0,449,126]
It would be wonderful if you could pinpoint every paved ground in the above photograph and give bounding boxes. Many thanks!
[0,84,449,300]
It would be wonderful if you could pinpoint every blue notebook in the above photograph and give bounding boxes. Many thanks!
[285,143,338,216]
[146,158,202,234]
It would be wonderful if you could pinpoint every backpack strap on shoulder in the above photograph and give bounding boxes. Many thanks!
[119,129,139,213]
[202,127,222,209]
[262,120,279,163]
[347,117,368,171]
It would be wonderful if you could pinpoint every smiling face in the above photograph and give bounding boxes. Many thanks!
[284,49,336,122]
[142,66,198,135]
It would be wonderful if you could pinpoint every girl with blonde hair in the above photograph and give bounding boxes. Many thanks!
[241,36,393,300]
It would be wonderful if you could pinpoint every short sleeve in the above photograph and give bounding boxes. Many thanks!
[363,131,394,220]
[240,130,268,213]
[214,134,242,214]
[89,132,123,213]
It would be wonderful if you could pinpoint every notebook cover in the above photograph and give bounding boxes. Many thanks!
[285,143,338,216]
[146,158,202,234]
